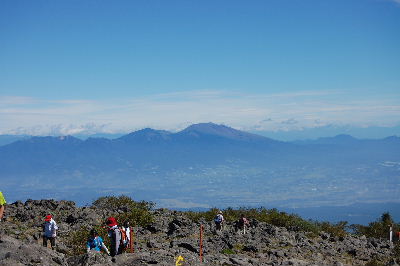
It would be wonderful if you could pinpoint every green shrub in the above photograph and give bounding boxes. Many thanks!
[66,195,155,255]
[184,208,219,223]
[65,224,109,255]
[183,207,320,234]
[116,207,154,227]
[317,221,348,238]
[352,212,399,239]
[364,258,385,266]
[92,195,155,212]
[92,195,155,227]
[221,248,236,255]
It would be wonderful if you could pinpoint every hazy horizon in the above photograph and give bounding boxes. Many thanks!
[1,0,399,138]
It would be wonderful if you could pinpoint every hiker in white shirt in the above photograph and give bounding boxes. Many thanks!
[43,214,58,249]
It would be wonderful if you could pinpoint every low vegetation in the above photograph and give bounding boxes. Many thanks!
[66,225,109,255]
[184,207,397,239]
[65,196,398,259]
[66,195,154,255]
[351,212,399,239]
[92,195,155,227]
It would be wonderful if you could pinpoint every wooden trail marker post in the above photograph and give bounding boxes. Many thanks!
[199,224,204,263]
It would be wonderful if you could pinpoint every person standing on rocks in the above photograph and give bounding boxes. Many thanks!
[87,228,110,255]
[122,221,131,250]
[106,217,122,261]
[0,191,6,243]
[214,211,224,232]
[0,191,6,222]
[43,214,58,250]
[237,214,250,234]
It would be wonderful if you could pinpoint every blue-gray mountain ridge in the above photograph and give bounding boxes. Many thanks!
[1,123,399,223]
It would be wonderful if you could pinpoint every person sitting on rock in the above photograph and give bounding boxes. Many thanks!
[106,217,122,260]
[86,228,110,255]
[214,211,224,232]
[43,214,58,250]
[237,214,250,234]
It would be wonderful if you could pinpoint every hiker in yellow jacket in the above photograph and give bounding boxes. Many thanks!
[0,191,6,222]
[0,191,6,243]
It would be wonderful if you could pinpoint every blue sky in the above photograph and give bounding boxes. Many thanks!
[1,0,399,138]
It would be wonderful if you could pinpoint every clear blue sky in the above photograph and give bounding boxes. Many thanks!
[0,0,399,138]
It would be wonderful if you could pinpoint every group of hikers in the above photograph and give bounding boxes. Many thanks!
[0,191,250,257]
[0,190,252,261]
[2,190,400,262]
[214,210,251,234]
[0,191,130,260]
[42,215,132,261]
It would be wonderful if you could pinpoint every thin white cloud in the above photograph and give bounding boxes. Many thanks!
[0,96,39,105]
[0,90,399,135]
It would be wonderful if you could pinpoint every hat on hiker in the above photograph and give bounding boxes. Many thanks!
[106,217,118,227]
[44,215,52,222]
[218,211,223,214]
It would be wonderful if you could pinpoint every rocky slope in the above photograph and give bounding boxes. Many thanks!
[0,199,398,266]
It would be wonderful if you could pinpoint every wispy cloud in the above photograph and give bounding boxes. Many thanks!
[0,90,399,135]
[0,96,39,105]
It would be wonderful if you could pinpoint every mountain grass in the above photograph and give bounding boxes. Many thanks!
[65,196,398,257]
[92,195,155,227]
[66,195,154,255]
[184,207,397,239]
[184,207,321,234]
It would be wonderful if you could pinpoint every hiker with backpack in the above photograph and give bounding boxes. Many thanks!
[43,214,58,249]
[237,214,250,234]
[106,217,123,261]
[86,228,110,255]
[214,211,224,232]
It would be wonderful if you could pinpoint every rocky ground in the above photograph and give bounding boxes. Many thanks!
[0,199,399,266]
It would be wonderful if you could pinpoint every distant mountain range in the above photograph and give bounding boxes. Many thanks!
[1,123,399,222]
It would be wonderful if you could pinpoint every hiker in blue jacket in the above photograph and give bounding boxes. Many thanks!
[86,229,110,255]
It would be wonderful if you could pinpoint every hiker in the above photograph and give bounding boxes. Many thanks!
[43,214,58,249]
[86,228,110,255]
[0,191,6,222]
[0,191,5,243]
[106,217,122,260]
[121,221,131,249]
[214,211,224,232]
[237,214,250,234]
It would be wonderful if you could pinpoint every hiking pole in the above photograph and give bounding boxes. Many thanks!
[199,224,204,263]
